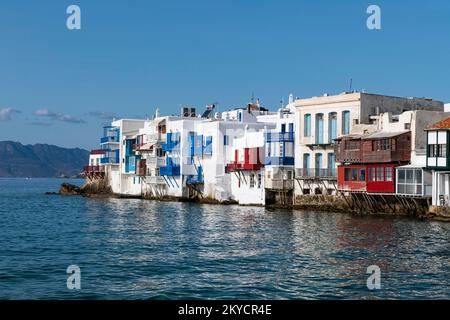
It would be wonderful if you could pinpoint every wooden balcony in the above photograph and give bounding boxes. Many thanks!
[225,162,264,173]
[84,165,105,174]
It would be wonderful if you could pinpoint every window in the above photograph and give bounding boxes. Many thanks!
[344,168,351,181]
[373,139,390,151]
[303,153,310,169]
[342,111,350,135]
[257,174,262,188]
[328,112,337,142]
[346,140,360,150]
[352,169,358,181]
[376,167,384,181]
[224,135,229,146]
[281,124,286,133]
[385,167,393,182]
[438,144,446,158]
[360,169,366,181]
[397,168,423,195]
[316,114,324,144]
[287,171,293,180]
[304,114,311,137]
[369,168,376,182]
[428,144,437,157]
[250,173,255,188]
[398,169,405,183]
[406,169,414,183]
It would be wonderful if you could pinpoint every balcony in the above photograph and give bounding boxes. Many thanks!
[265,132,294,142]
[265,156,295,166]
[295,168,337,180]
[162,133,180,152]
[146,157,166,168]
[187,175,204,185]
[265,179,294,190]
[225,162,264,173]
[100,156,120,165]
[147,176,166,185]
[90,149,106,155]
[84,165,105,174]
[100,136,119,144]
[160,165,181,176]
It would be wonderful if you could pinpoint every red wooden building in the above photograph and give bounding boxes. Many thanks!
[334,131,411,193]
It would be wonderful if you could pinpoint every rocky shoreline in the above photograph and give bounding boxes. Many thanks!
[49,182,450,222]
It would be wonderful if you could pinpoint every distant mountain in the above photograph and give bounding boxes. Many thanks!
[0,141,89,178]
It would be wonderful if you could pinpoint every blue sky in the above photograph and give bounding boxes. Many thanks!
[1,0,449,150]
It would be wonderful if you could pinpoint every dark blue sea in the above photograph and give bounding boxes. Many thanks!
[0,178,448,299]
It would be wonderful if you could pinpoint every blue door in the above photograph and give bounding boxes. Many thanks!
[316,114,324,144]
[315,153,322,177]
[343,111,350,135]
[327,153,335,176]
[303,154,310,177]
[329,113,337,142]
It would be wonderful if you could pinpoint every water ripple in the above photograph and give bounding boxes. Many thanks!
[0,178,448,299]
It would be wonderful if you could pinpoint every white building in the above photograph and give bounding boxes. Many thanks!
[425,117,450,206]
[364,110,448,197]
[227,130,266,205]
[264,97,296,205]
[293,92,444,202]
[92,102,278,204]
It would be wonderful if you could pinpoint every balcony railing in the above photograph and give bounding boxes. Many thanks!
[90,149,106,155]
[84,165,105,174]
[265,156,295,166]
[265,179,294,190]
[265,132,294,142]
[295,168,337,179]
[225,162,264,173]
[146,157,166,167]
[101,136,119,144]
[147,176,166,184]
[160,165,181,176]
[100,157,120,165]
[186,175,204,185]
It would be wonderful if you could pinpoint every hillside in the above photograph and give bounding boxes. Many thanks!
[0,141,89,178]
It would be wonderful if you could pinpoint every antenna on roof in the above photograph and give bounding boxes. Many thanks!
[251,92,255,103]
[349,78,353,92]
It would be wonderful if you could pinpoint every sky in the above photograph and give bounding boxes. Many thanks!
[0,0,450,150]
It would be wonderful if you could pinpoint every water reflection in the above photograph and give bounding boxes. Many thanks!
[2,179,448,299]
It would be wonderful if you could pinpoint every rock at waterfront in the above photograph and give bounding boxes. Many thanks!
[59,183,84,195]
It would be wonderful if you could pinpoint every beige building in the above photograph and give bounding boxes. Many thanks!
[293,92,444,200]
